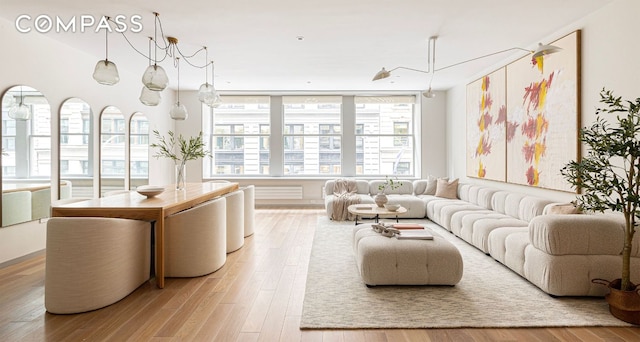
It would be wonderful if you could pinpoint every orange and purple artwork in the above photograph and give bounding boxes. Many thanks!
[466,68,506,181]
[505,31,579,192]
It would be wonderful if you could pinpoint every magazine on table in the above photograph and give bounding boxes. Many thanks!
[396,230,433,240]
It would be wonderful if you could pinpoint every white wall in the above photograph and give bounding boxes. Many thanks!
[445,0,639,202]
[0,18,174,265]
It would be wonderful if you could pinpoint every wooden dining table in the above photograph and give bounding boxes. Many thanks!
[50,182,239,288]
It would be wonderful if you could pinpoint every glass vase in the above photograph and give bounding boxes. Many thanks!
[175,164,186,190]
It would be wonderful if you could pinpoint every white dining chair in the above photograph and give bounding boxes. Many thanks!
[45,217,151,314]
[164,197,227,277]
[241,185,255,237]
[222,190,244,253]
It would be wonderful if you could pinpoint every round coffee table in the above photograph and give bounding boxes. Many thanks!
[347,204,407,225]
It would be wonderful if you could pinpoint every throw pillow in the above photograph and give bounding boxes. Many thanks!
[547,203,583,214]
[435,178,458,199]
[423,175,446,195]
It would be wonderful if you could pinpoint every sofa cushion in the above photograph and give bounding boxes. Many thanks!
[435,178,458,199]
[487,226,529,266]
[471,218,528,253]
[384,194,426,218]
[518,196,554,222]
[529,214,628,256]
[324,179,370,196]
[369,179,413,195]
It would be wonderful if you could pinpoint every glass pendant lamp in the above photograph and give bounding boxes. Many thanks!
[93,17,119,85]
[8,86,31,120]
[142,64,168,91]
[170,57,188,120]
[199,61,222,108]
[140,86,161,106]
[197,49,216,104]
[140,38,162,106]
[142,19,168,91]
[2,93,15,109]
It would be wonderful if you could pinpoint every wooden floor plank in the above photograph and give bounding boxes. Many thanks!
[1,208,639,342]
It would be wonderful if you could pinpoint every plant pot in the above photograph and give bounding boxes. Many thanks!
[595,278,640,325]
[374,193,388,208]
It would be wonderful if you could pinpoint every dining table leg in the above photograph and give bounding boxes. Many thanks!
[155,217,165,288]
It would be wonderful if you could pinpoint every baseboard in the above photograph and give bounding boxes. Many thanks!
[0,249,45,269]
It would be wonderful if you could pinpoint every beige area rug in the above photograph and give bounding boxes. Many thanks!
[300,217,632,329]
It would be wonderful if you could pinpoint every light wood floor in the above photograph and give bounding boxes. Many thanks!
[1,209,639,341]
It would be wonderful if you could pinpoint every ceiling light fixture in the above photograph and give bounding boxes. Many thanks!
[93,12,216,118]
[139,37,162,106]
[169,56,188,120]
[141,13,168,92]
[8,86,31,120]
[372,36,562,97]
[92,16,120,85]
[197,48,221,108]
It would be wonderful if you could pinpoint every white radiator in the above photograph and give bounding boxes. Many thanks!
[254,186,303,200]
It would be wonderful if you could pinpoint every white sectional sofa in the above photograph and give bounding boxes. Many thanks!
[324,178,640,296]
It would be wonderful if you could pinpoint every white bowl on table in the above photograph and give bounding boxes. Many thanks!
[384,203,401,211]
[136,185,165,198]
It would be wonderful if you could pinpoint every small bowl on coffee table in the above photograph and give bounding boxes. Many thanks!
[384,203,401,212]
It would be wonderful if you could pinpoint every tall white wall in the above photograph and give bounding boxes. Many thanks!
[445,0,639,202]
[0,18,174,265]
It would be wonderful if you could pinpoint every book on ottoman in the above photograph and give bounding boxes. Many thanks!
[396,230,433,240]
[392,223,424,229]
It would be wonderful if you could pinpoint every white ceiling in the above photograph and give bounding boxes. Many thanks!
[0,0,614,92]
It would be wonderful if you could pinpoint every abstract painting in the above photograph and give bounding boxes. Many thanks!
[505,30,580,192]
[466,68,506,181]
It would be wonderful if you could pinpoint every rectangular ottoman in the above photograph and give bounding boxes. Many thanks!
[352,224,463,286]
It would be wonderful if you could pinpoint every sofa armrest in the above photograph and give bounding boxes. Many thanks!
[529,214,625,255]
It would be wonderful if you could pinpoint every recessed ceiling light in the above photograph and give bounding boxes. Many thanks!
[296,36,304,41]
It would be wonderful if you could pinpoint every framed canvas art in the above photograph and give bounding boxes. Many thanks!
[466,68,506,181]
[505,30,581,192]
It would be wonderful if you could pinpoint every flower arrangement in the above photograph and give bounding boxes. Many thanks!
[378,175,400,194]
[150,129,210,188]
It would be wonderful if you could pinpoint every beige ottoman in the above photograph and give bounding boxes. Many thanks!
[352,225,463,286]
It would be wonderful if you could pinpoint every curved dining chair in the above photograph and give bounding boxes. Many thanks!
[45,217,151,314]
[164,197,227,277]
[241,185,255,237]
[221,190,245,253]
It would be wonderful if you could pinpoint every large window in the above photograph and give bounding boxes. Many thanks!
[283,96,342,175]
[355,96,416,176]
[203,96,270,176]
[202,94,418,178]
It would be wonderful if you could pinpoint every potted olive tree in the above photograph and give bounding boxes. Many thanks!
[560,89,640,324]
[151,130,210,190]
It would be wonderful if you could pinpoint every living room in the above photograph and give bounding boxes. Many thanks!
[1,0,639,340]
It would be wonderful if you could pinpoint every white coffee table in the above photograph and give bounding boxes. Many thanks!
[348,204,407,225]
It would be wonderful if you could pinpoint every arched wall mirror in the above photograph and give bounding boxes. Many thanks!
[100,106,125,196]
[129,112,149,190]
[59,98,93,198]
[1,85,52,226]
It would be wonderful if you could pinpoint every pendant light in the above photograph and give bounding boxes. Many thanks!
[141,13,168,91]
[8,86,31,120]
[2,93,15,109]
[140,37,162,106]
[93,16,120,85]
[197,47,216,105]
[170,57,188,120]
